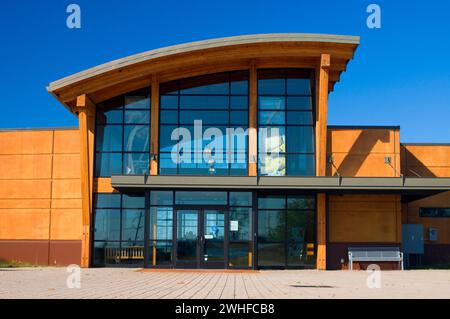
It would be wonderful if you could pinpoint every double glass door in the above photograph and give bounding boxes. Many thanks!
[175,208,225,268]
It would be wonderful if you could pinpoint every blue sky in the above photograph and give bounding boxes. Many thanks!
[0,0,449,142]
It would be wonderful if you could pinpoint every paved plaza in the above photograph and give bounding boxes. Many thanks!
[1,268,450,299]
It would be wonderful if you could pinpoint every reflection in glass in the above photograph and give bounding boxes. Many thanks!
[97,110,123,124]
[124,125,149,152]
[229,208,251,241]
[203,210,225,262]
[124,110,150,124]
[95,193,121,208]
[180,95,228,109]
[258,97,285,110]
[257,69,315,176]
[287,154,315,176]
[258,79,285,95]
[229,192,252,207]
[229,242,251,268]
[150,207,173,241]
[95,126,122,152]
[123,152,149,175]
[120,241,145,265]
[257,210,285,242]
[122,194,145,208]
[95,152,122,177]
[160,95,178,109]
[94,209,120,241]
[287,96,312,110]
[124,95,150,109]
[258,243,285,267]
[93,241,120,266]
[151,241,173,265]
[257,194,316,268]
[122,209,145,242]
[259,154,286,176]
[150,191,174,206]
[175,191,227,205]
[259,111,285,125]
[176,210,198,262]
[159,71,249,176]
[287,78,311,95]
[286,126,314,153]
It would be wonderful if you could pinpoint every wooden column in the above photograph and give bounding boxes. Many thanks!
[315,54,330,270]
[248,61,257,176]
[316,193,327,270]
[76,94,96,268]
[316,54,330,176]
[150,74,160,175]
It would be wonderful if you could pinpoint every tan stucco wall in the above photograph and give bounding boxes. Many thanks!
[327,128,401,177]
[0,128,82,265]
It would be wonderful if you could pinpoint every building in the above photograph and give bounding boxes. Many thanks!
[0,34,449,270]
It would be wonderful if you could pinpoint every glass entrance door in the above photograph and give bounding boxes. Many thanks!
[200,210,225,268]
[175,208,226,268]
[175,210,199,268]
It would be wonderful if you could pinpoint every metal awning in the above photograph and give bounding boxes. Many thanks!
[110,175,450,202]
[111,175,450,191]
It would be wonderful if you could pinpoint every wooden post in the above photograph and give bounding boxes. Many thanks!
[315,54,330,270]
[316,193,327,270]
[76,94,96,268]
[150,75,160,176]
[248,61,257,176]
[316,54,330,176]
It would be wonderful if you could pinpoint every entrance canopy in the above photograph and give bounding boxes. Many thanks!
[111,175,450,202]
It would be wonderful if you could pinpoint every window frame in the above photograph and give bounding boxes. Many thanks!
[257,69,316,177]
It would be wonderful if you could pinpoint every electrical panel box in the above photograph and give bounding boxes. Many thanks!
[402,224,424,254]
[429,228,438,241]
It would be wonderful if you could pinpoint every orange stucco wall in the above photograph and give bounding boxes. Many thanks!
[0,129,82,265]
[329,194,402,243]
[402,144,450,245]
[327,127,401,177]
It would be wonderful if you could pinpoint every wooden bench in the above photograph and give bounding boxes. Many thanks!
[348,247,404,271]
[105,246,144,261]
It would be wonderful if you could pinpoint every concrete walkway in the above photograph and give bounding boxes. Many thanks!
[1,268,450,299]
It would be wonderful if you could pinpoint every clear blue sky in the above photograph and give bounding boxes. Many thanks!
[1,0,449,142]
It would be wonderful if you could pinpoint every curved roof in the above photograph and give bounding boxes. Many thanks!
[47,33,359,109]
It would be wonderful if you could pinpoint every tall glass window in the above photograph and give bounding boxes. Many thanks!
[257,194,315,268]
[257,69,315,176]
[229,192,253,268]
[149,191,174,266]
[95,89,151,177]
[93,193,145,266]
[159,71,249,176]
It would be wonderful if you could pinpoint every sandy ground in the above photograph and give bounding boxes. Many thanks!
[0,268,449,299]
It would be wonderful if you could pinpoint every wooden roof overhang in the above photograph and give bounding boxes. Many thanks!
[47,33,360,112]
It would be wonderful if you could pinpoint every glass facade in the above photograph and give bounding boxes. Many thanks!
[91,68,318,268]
[93,193,145,266]
[95,88,151,177]
[94,69,316,178]
[257,194,316,268]
[159,71,249,176]
[257,69,315,176]
[93,191,316,269]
